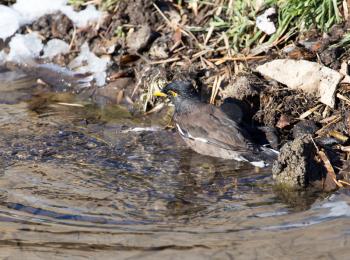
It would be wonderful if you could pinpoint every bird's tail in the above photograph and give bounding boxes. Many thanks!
[245,146,279,168]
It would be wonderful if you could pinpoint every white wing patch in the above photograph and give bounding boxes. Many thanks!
[176,123,208,143]
[250,161,267,168]
[175,123,267,168]
[176,123,187,137]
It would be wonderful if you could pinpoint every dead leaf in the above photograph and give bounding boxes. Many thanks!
[276,114,291,129]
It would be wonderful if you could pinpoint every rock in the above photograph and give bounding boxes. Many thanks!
[126,25,152,53]
[256,59,343,108]
[221,74,262,100]
[319,46,344,70]
[292,120,319,139]
[272,134,325,189]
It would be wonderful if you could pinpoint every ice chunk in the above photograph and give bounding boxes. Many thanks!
[69,42,109,86]
[12,0,67,24]
[60,5,103,28]
[42,39,70,59]
[0,5,21,40]
[7,33,44,62]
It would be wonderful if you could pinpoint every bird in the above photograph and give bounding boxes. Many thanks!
[154,80,278,167]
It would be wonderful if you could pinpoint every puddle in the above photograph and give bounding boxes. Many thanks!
[0,72,349,259]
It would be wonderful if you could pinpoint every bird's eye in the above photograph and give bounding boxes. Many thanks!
[168,90,178,97]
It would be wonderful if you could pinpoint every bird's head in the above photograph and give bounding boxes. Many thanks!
[154,81,199,100]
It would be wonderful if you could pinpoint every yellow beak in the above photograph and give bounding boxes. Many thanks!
[153,91,167,97]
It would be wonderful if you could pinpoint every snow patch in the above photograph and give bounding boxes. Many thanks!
[69,42,109,86]
[0,1,103,40]
[7,33,44,62]
[0,6,21,40]
[60,5,102,28]
[42,39,70,59]
[12,0,67,24]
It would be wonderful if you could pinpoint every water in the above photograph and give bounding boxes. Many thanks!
[0,71,350,259]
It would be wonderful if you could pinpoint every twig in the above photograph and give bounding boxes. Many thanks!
[328,130,349,143]
[339,180,350,186]
[69,25,77,50]
[316,116,342,135]
[204,25,214,46]
[299,104,322,120]
[56,102,84,107]
[337,93,350,105]
[318,150,343,188]
[152,3,172,28]
[210,76,219,104]
[149,57,181,65]
[209,55,266,65]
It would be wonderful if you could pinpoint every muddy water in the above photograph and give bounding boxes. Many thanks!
[0,72,350,259]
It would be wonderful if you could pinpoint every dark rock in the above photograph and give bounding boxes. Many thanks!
[272,134,325,189]
[319,46,344,70]
[292,120,319,138]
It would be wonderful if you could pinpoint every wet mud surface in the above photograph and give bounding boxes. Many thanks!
[1,72,350,259]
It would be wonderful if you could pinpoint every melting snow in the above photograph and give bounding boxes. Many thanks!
[42,39,70,59]
[0,1,107,87]
[12,0,67,24]
[7,33,44,62]
[0,0,103,40]
[60,5,102,28]
[69,42,110,86]
[0,6,21,40]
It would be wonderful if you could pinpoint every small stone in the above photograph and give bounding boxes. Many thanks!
[126,25,152,53]
[292,120,319,139]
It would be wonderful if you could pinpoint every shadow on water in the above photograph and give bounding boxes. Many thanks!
[0,71,350,259]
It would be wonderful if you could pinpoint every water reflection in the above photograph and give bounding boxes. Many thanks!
[0,72,350,259]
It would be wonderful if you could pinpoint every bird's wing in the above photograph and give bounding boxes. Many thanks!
[175,102,257,153]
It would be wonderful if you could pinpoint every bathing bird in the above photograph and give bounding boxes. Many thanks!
[154,81,278,167]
